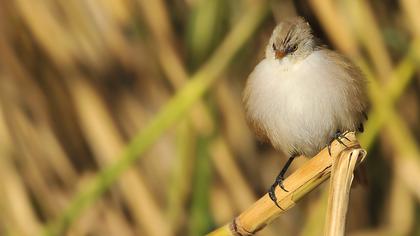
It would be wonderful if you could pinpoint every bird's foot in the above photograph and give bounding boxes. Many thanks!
[268,155,297,209]
[328,130,350,156]
[268,176,287,210]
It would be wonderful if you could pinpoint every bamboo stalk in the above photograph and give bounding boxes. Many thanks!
[324,148,367,236]
[207,132,366,236]
[310,0,420,208]
[344,0,393,82]
[137,0,214,135]
[67,78,172,236]
[308,0,359,57]
[42,3,268,235]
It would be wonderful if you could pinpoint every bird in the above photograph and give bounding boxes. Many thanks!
[242,17,368,208]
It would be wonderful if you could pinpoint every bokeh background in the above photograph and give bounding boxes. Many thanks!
[0,0,420,235]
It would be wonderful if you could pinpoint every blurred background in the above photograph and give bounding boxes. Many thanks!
[0,0,419,235]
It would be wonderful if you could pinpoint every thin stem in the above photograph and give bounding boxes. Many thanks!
[207,132,366,236]
[42,3,268,235]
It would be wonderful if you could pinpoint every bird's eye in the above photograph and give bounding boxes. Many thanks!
[272,43,277,51]
[285,45,298,54]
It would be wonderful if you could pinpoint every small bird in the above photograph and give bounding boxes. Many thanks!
[243,17,368,207]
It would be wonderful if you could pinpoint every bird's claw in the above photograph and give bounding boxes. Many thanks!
[328,130,350,156]
[268,177,287,210]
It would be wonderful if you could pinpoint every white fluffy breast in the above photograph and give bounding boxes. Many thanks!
[244,50,358,157]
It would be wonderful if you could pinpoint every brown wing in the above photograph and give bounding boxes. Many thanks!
[322,49,370,125]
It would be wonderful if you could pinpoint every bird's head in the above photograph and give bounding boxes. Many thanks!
[266,17,316,62]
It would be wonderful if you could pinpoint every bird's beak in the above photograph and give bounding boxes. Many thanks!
[275,50,285,59]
